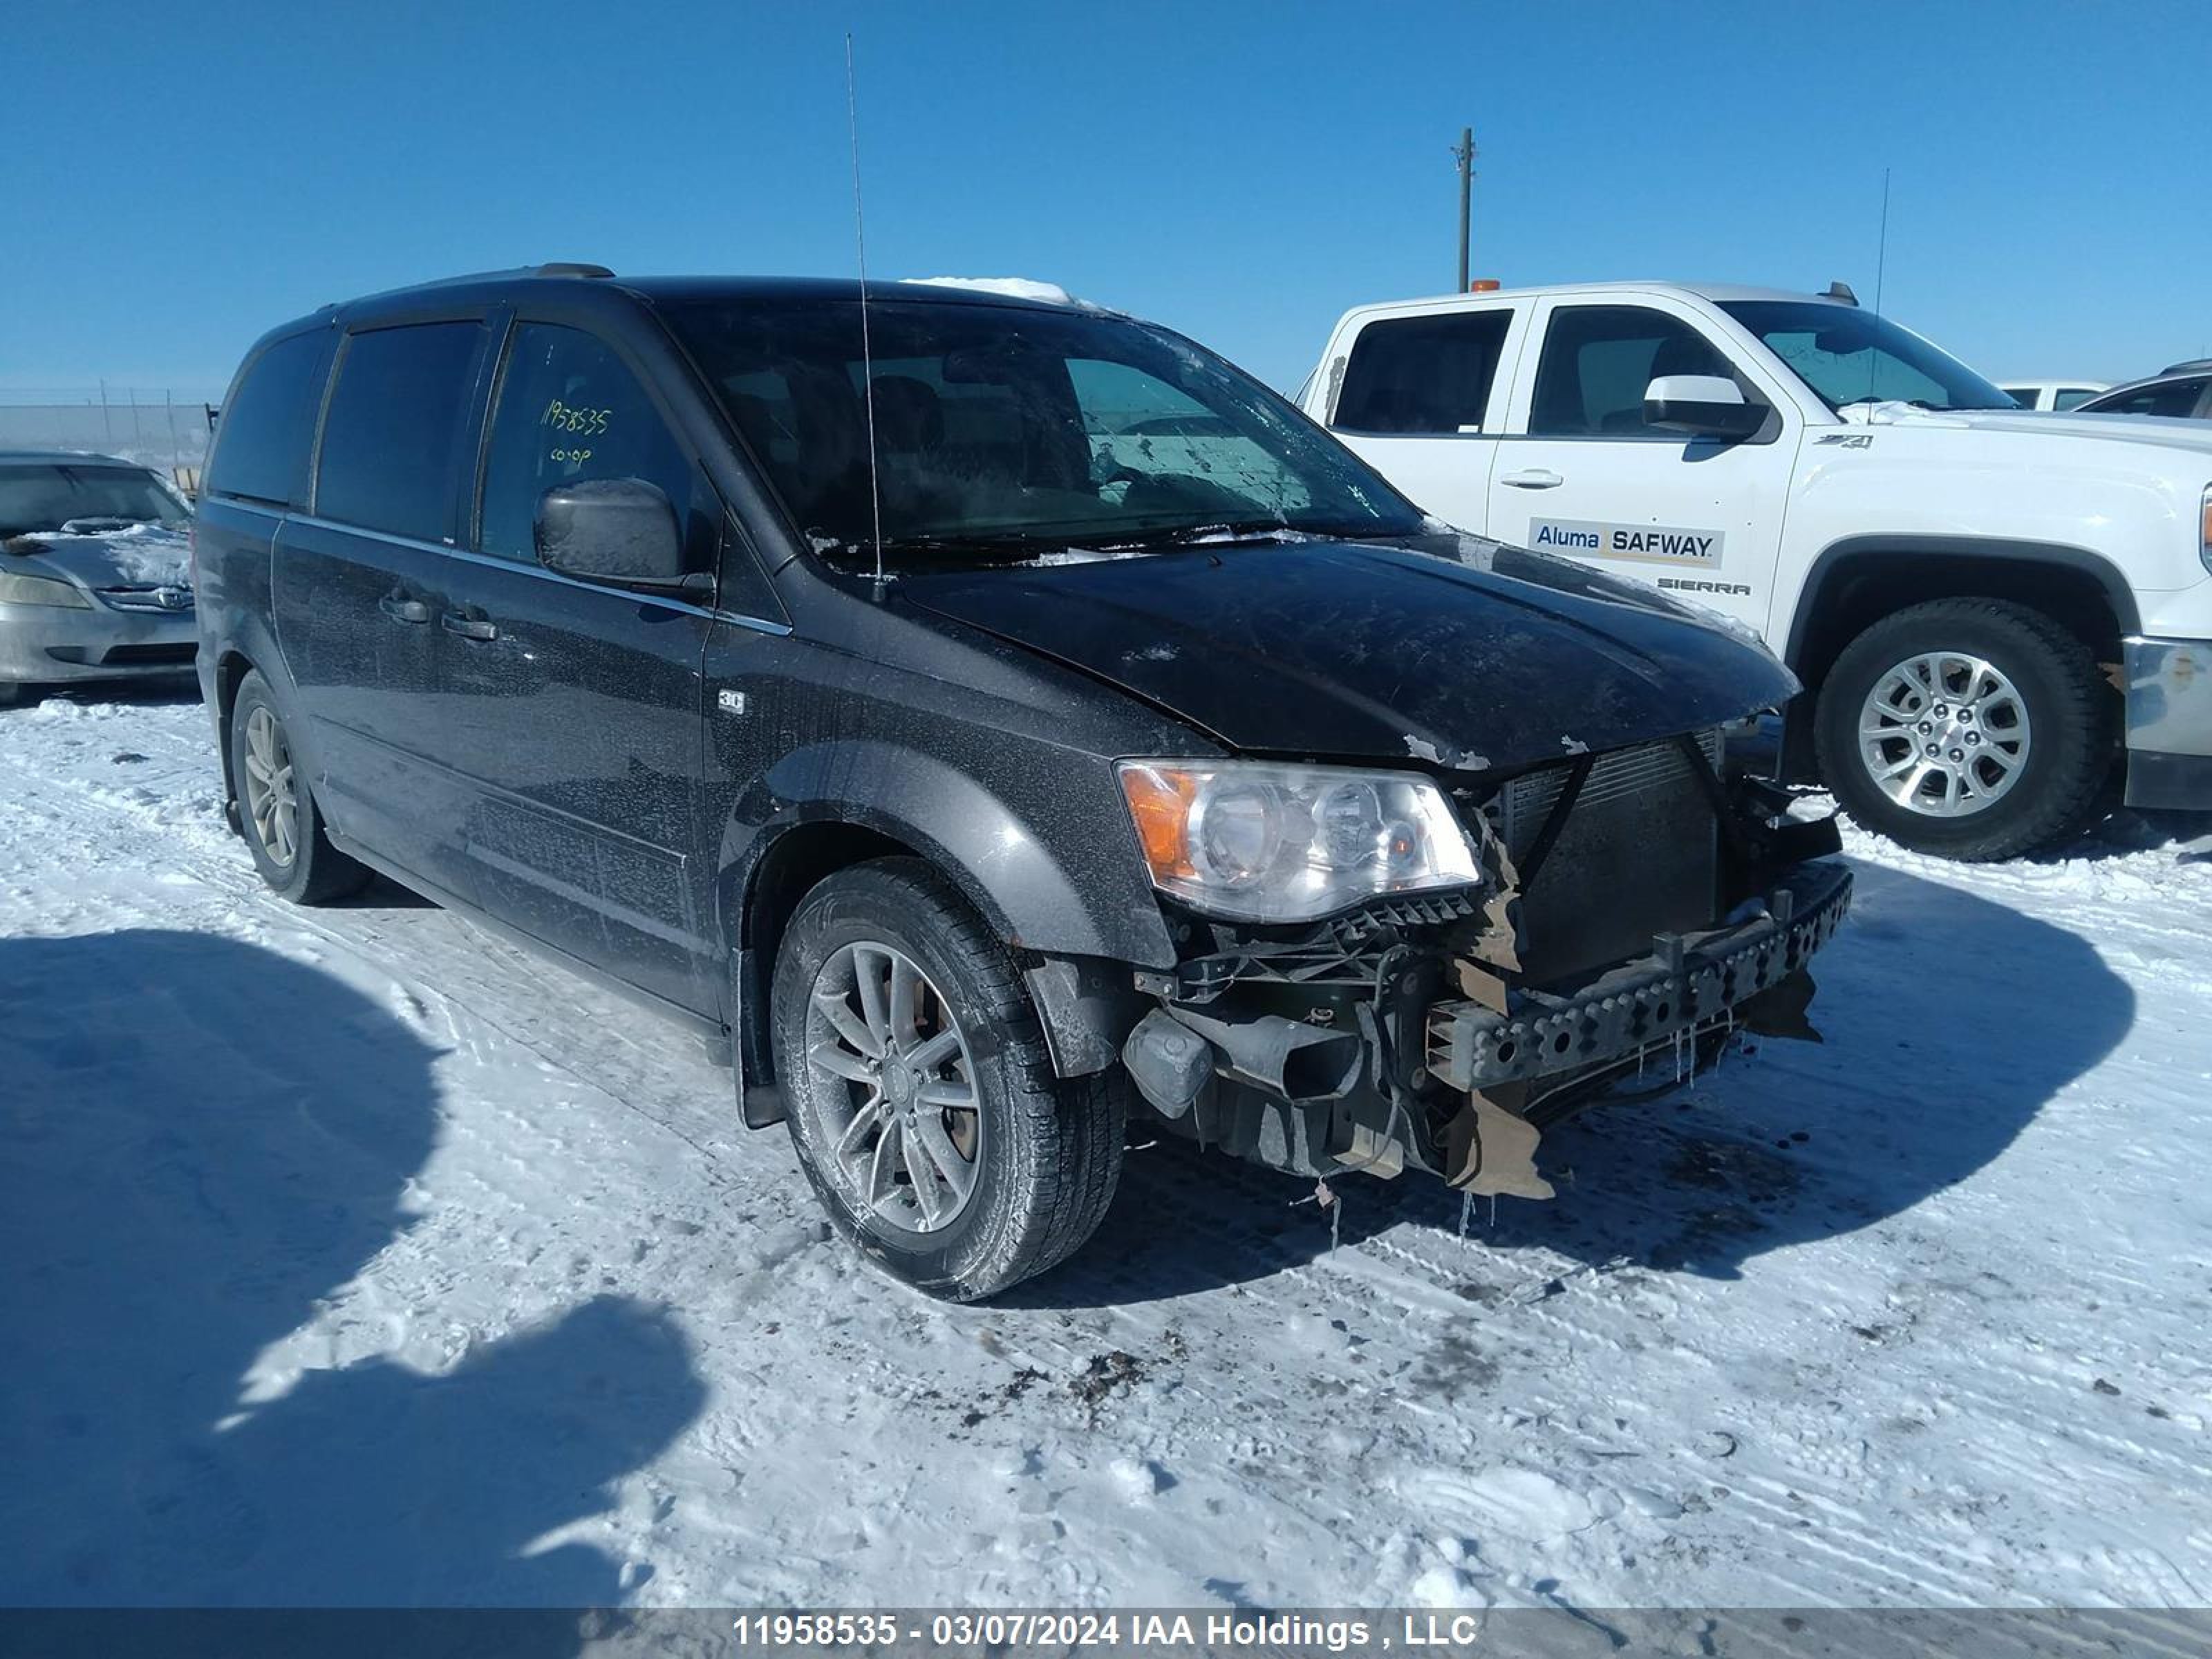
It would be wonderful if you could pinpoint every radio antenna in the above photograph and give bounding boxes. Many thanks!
[845,32,885,586]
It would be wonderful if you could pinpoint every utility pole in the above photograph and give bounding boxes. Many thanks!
[1453,126,1477,292]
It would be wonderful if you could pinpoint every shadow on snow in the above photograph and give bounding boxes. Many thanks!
[0,929,704,1615]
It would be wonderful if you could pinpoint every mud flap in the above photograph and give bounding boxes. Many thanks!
[1443,1085,1556,1201]
[1738,968,1823,1043]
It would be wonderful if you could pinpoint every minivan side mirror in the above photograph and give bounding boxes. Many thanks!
[1643,374,1767,442]
[534,478,686,585]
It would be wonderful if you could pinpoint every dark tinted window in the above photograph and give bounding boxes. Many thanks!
[1530,306,1732,437]
[2087,379,2204,418]
[1998,386,2039,409]
[2052,387,2100,411]
[206,331,328,506]
[478,324,694,563]
[664,298,1419,567]
[1333,310,1514,434]
[315,322,483,541]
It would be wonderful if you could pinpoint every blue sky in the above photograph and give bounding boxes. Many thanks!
[6,0,2207,401]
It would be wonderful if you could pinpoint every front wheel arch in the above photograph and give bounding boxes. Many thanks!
[1813,597,2119,859]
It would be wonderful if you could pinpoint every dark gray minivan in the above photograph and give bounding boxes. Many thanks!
[196,265,1848,1298]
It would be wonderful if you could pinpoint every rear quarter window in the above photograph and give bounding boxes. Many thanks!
[205,331,330,507]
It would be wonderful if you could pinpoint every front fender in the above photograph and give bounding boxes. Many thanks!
[720,738,1178,971]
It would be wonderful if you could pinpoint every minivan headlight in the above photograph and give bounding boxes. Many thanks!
[1117,759,1482,923]
[0,571,91,609]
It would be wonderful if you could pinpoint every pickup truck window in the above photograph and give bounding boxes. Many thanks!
[1528,306,1732,438]
[666,297,1421,567]
[1720,300,2014,413]
[1333,310,1512,434]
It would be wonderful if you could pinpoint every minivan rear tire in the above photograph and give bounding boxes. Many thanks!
[769,858,1125,1301]
[229,671,372,904]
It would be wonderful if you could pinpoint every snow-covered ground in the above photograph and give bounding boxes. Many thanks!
[5,687,2212,1611]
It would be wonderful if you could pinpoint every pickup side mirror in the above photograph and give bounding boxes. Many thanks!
[1644,374,1767,442]
[534,478,686,585]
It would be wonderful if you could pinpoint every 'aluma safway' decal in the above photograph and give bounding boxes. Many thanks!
[1530,518,1723,568]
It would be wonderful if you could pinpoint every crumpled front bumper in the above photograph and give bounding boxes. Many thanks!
[1424,859,1853,1093]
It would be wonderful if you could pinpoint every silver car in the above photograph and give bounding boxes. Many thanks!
[0,450,198,704]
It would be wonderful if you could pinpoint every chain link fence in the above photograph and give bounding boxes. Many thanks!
[0,390,220,489]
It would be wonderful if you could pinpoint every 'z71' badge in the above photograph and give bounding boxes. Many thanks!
[1530,518,1723,568]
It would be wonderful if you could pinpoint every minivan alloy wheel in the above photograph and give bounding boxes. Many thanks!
[241,704,299,865]
[803,940,982,1235]
[1855,650,2031,818]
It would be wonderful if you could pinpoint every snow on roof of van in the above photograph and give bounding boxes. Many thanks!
[900,276,1090,308]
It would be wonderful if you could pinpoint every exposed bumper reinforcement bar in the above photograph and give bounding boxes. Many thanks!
[1425,861,1854,1093]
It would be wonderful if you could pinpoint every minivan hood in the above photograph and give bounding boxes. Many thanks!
[3,523,191,591]
[899,537,1797,771]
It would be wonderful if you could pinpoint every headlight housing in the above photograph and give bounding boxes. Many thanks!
[0,571,91,610]
[2200,485,2211,579]
[1117,759,1482,923]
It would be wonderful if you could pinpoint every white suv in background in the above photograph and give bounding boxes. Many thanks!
[1998,379,2108,412]
[1300,281,2212,860]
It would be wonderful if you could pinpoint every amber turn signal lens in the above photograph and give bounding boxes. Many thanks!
[1118,764,1197,879]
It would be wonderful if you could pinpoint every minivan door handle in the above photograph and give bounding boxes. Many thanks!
[1500,468,1564,489]
[441,611,499,641]
[378,594,430,624]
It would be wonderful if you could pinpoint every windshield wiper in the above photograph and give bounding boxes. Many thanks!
[1088,519,1303,552]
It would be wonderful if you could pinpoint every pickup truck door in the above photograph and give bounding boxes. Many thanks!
[1320,301,1528,535]
[1484,298,1796,636]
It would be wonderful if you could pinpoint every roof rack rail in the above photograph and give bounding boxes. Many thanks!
[535,262,615,279]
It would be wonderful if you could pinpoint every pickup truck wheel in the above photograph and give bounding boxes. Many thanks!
[770,859,1125,1301]
[1815,599,2115,861]
[228,671,371,903]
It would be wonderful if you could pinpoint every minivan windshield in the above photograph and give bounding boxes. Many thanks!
[1719,301,2017,413]
[664,297,1423,567]
[0,462,189,539]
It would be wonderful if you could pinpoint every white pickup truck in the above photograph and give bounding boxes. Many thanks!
[1300,281,2212,859]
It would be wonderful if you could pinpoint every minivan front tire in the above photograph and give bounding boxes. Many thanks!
[770,859,1125,1300]
[229,671,371,904]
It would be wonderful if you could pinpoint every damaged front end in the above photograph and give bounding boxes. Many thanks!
[1116,731,1852,1198]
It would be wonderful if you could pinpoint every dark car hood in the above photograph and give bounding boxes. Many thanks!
[897,536,1797,773]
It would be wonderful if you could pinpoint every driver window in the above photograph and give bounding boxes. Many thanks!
[478,323,695,564]
[1067,357,1313,514]
[1529,306,1732,438]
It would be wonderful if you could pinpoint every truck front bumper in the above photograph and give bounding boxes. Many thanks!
[1425,859,1853,1093]
[2122,637,2212,811]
